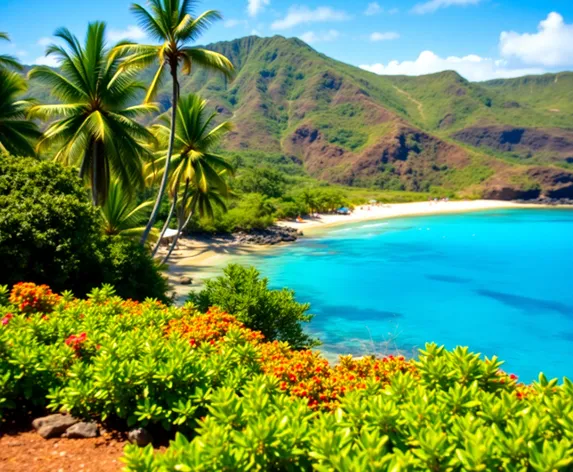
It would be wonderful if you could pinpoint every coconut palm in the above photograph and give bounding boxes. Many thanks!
[28,22,157,206]
[99,179,158,241]
[148,93,233,262]
[114,0,235,245]
[0,32,23,71]
[0,70,41,156]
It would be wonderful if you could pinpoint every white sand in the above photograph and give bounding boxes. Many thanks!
[161,199,533,301]
[278,200,529,233]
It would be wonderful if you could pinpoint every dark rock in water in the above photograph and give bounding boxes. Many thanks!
[230,225,300,246]
[179,276,192,285]
[32,414,79,439]
[64,421,99,439]
[128,428,153,447]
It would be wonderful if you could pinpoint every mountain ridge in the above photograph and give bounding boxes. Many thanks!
[28,35,573,199]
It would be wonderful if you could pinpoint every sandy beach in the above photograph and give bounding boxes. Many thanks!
[160,199,532,302]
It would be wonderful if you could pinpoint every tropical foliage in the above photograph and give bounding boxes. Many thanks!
[112,0,235,245]
[0,71,40,156]
[1,282,572,470]
[188,264,316,349]
[28,22,157,205]
[149,93,233,261]
[0,32,23,71]
[99,178,155,240]
[0,154,168,301]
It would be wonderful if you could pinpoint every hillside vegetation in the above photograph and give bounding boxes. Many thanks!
[129,35,573,199]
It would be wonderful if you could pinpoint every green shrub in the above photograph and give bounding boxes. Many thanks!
[188,264,316,348]
[0,154,168,302]
[2,282,573,470]
[0,285,261,429]
[124,364,573,471]
[101,238,170,303]
[0,155,106,294]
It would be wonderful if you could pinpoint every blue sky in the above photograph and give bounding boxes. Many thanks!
[1,0,572,81]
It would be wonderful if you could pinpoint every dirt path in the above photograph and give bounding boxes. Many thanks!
[393,85,426,120]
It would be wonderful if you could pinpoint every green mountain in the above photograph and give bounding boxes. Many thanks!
[29,35,573,199]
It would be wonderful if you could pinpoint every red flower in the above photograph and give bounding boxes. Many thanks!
[2,313,13,326]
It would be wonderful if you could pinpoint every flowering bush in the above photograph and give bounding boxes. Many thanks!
[9,282,60,314]
[1,282,573,469]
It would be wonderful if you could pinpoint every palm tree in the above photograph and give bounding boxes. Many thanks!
[0,32,23,71]
[28,22,157,206]
[114,0,235,246]
[99,179,158,240]
[148,94,233,262]
[0,71,41,156]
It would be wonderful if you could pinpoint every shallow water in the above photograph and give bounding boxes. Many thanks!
[239,209,573,382]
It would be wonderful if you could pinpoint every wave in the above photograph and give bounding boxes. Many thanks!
[358,222,389,229]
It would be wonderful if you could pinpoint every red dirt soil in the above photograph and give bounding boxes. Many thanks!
[0,430,127,472]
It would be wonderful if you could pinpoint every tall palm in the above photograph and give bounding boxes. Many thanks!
[28,22,157,206]
[148,94,233,262]
[0,32,23,71]
[0,70,41,156]
[114,0,235,246]
[99,179,158,241]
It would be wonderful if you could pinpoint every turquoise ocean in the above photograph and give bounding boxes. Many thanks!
[237,209,573,382]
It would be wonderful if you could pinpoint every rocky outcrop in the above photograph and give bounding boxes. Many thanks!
[525,167,573,198]
[482,186,540,200]
[232,225,301,245]
[453,126,573,161]
[482,166,573,200]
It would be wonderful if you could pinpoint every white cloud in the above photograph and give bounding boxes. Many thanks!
[15,50,28,58]
[34,55,61,67]
[271,6,350,30]
[225,19,248,28]
[248,0,270,17]
[499,12,573,67]
[412,0,481,15]
[360,50,544,82]
[365,2,382,16]
[388,8,399,14]
[251,29,262,36]
[37,37,52,47]
[107,26,146,42]
[370,32,400,41]
[299,30,340,44]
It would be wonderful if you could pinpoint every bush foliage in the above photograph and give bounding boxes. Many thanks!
[1,282,573,470]
[188,264,316,349]
[0,155,168,302]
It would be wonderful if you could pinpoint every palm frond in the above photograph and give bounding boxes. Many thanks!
[0,70,40,155]
[181,47,234,78]
[176,10,222,43]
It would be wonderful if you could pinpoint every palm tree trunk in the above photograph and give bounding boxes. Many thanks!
[151,190,177,257]
[91,140,99,206]
[140,61,179,246]
[161,178,189,265]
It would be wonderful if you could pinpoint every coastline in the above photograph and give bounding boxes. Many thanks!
[159,199,541,302]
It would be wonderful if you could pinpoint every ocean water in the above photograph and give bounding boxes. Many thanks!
[238,209,573,382]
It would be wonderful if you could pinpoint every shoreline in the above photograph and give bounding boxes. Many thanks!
[159,199,553,302]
